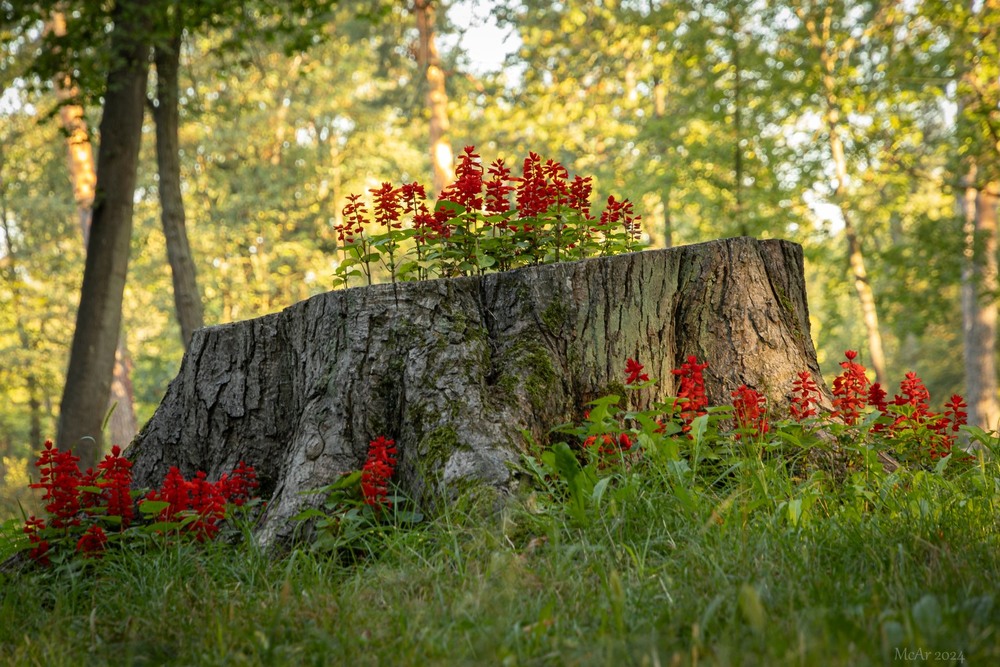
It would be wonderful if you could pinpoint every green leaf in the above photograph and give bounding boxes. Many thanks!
[139,500,170,516]
[292,508,330,522]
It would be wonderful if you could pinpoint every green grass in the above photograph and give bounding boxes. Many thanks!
[2,438,998,667]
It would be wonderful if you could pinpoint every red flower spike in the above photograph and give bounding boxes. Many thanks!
[732,385,769,439]
[76,524,107,557]
[831,350,869,425]
[97,445,134,528]
[337,193,370,244]
[219,461,259,507]
[440,146,484,213]
[24,516,50,565]
[671,356,709,432]
[625,358,649,385]
[789,371,820,421]
[568,175,594,220]
[371,182,402,230]
[516,152,550,219]
[484,159,515,217]
[30,440,83,529]
[945,395,968,434]
[361,436,398,509]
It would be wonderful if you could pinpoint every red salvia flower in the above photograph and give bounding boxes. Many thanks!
[585,433,634,457]
[188,471,227,540]
[398,182,427,216]
[789,371,819,421]
[97,445,134,529]
[516,152,550,219]
[440,145,484,212]
[371,182,402,230]
[23,516,50,565]
[338,193,368,244]
[600,196,642,241]
[218,461,259,507]
[625,358,649,385]
[484,158,515,217]
[76,524,107,557]
[672,355,709,431]
[30,440,82,529]
[831,350,869,425]
[78,466,101,509]
[568,175,594,220]
[732,385,769,439]
[542,159,569,207]
[944,394,968,434]
[361,436,398,509]
[147,466,191,521]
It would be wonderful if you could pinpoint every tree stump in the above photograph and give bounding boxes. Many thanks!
[127,237,827,547]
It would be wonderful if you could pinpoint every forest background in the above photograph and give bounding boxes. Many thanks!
[0,0,997,515]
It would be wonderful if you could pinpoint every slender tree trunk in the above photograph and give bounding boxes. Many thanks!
[153,32,205,348]
[56,1,150,469]
[960,168,1000,431]
[50,10,138,449]
[414,0,454,195]
[818,48,888,386]
[730,7,746,236]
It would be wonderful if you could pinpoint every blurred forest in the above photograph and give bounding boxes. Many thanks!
[0,0,998,513]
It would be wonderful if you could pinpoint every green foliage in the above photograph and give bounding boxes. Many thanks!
[2,403,998,664]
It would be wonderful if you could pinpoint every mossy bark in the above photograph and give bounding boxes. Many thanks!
[127,237,826,547]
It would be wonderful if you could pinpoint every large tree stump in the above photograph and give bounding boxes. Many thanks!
[127,237,826,547]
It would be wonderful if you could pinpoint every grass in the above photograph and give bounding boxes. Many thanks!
[1,427,998,667]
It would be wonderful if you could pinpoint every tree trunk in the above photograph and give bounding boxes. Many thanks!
[821,64,888,387]
[413,0,454,195]
[56,2,150,469]
[50,10,139,449]
[960,172,1000,432]
[153,32,205,349]
[127,237,827,548]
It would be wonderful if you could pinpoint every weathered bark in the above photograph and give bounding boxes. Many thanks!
[960,171,1000,432]
[153,32,205,349]
[50,10,139,448]
[413,0,454,195]
[56,1,150,469]
[128,237,826,548]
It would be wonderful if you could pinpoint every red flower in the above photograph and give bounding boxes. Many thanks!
[484,158,515,217]
[97,445,134,529]
[732,385,769,439]
[672,356,709,431]
[371,182,402,230]
[440,146,484,212]
[600,196,642,241]
[76,524,107,557]
[338,194,368,244]
[30,440,82,529]
[568,175,594,220]
[789,371,819,421]
[831,350,869,425]
[23,516,50,565]
[361,436,398,509]
[944,395,968,434]
[218,461,259,507]
[624,358,649,385]
[187,471,227,540]
[516,152,550,218]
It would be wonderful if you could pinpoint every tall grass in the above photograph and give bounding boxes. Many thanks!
[2,428,998,666]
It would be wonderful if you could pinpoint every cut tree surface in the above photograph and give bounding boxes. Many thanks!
[127,237,827,547]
